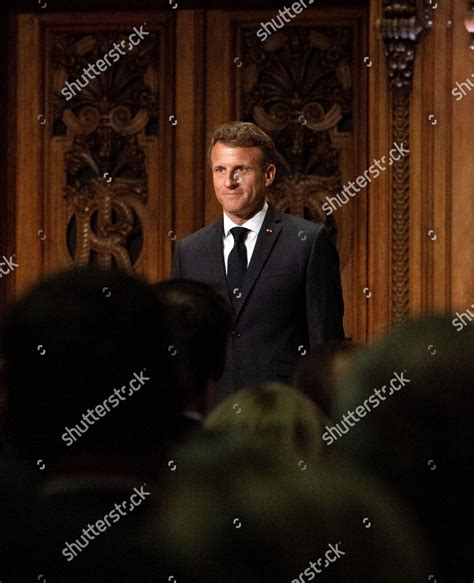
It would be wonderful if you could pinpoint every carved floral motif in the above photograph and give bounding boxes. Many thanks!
[240,27,353,242]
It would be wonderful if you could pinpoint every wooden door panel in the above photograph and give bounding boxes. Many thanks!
[14,11,175,297]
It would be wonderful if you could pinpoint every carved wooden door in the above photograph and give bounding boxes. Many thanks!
[14,12,175,293]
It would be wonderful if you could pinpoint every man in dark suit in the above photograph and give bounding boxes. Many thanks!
[173,122,344,403]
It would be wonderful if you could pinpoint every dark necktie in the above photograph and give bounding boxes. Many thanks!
[227,227,249,300]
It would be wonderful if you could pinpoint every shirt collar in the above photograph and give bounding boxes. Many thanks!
[223,201,269,238]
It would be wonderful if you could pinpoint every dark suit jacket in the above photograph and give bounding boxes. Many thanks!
[172,203,344,403]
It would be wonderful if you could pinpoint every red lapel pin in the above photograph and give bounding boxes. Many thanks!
[265,228,273,233]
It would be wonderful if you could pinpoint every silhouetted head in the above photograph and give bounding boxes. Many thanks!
[152,278,232,413]
[293,340,354,418]
[334,315,474,579]
[2,268,180,462]
[205,382,327,463]
[157,432,432,582]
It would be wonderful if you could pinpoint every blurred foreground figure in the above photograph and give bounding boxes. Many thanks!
[152,278,232,422]
[292,340,354,419]
[1,268,180,580]
[205,382,328,463]
[333,316,474,581]
[157,432,432,583]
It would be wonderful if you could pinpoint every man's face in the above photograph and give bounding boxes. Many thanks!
[210,142,276,224]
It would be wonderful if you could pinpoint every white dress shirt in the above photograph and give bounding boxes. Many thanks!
[223,201,269,274]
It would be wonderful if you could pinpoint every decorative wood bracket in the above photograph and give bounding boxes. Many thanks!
[377,0,434,324]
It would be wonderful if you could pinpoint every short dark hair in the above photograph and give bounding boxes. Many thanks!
[208,121,277,169]
[2,268,180,459]
[152,279,232,406]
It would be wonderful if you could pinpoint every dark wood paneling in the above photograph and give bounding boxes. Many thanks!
[2,0,472,341]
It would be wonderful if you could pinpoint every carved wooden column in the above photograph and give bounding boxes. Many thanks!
[377,1,433,324]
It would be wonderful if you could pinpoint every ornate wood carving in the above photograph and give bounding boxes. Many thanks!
[240,28,353,244]
[51,31,159,270]
[390,88,411,324]
[378,1,428,324]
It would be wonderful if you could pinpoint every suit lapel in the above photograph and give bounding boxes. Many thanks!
[234,204,282,321]
[207,216,234,305]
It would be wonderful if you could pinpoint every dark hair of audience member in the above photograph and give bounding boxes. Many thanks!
[156,432,433,582]
[334,316,474,581]
[1,268,180,464]
[205,382,328,463]
[152,279,232,412]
